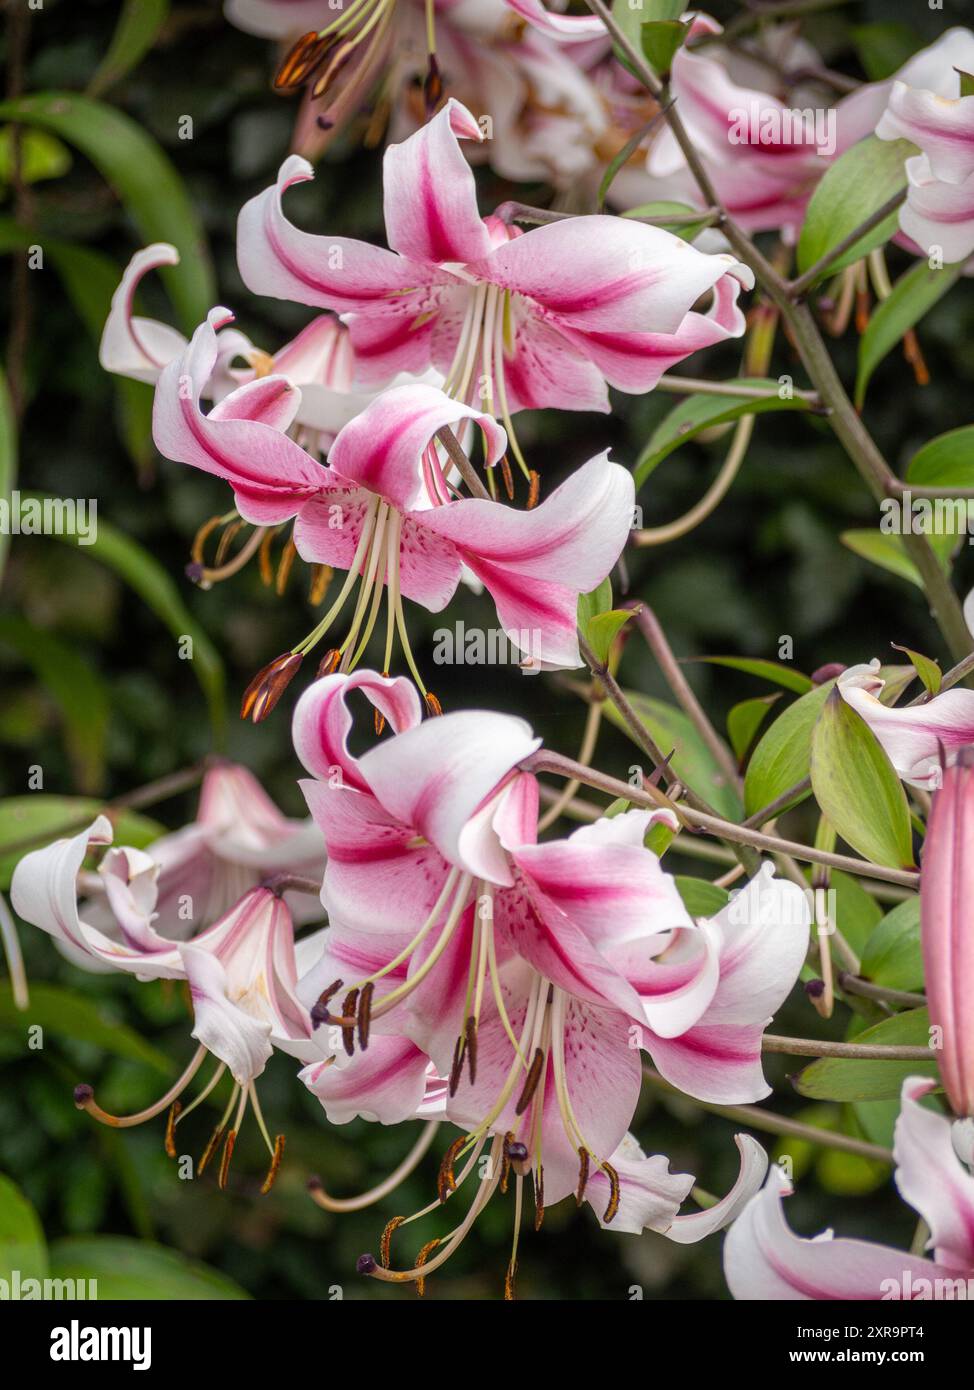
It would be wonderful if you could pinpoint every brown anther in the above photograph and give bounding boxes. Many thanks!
[275,536,298,596]
[527,470,540,510]
[500,1132,515,1195]
[197,1125,225,1177]
[503,1257,518,1302]
[217,1129,237,1191]
[164,1101,182,1159]
[575,1147,590,1207]
[423,53,443,117]
[374,705,386,736]
[258,527,278,586]
[855,287,870,335]
[310,978,344,1028]
[379,1215,405,1269]
[500,453,515,500]
[317,648,342,677]
[309,563,333,605]
[340,988,359,1057]
[424,691,443,717]
[215,520,244,567]
[533,1165,545,1231]
[260,1134,286,1195]
[357,981,375,1052]
[415,1238,441,1298]
[436,1135,466,1204]
[310,42,353,100]
[514,1047,545,1116]
[903,328,930,387]
[601,1160,621,1224]
[464,1015,478,1086]
[274,31,330,91]
[240,651,303,723]
[448,1033,465,1098]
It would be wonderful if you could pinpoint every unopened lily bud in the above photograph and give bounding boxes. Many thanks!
[920,748,974,1117]
[811,662,846,685]
[240,652,303,723]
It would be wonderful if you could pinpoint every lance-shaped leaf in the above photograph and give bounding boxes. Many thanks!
[47,1236,249,1299]
[855,259,963,407]
[795,1008,937,1101]
[634,378,813,486]
[685,654,812,695]
[810,689,915,869]
[89,0,170,98]
[891,643,941,697]
[744,680,833,818]
[726,694,780,765]
[796,136,913,283]
[860,897,923,992]
[0,983,172,1074]
[907,424,974,490]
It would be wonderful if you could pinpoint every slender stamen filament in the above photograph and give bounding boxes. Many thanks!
[293,496,380,656]
[308,1120,441,1213]
[74,1045,207,1128]
[369,873,473,1021]
[350,866,461,994]
[174,1061,226,1127]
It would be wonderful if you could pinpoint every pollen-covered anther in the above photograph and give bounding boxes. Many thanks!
[423,54,443,117]
[217,1129,237,1191]
[357,981,375,1051]
[164,1101,182,1159]
[533,1166,545,1232]
[317,648,342,677]
[448,1033,466,1098]
[424,691,443,717]
[601,1160,621,1225]
[260,1134,286,1195]
[240,651,303,723]
[197,1125,225,1178]
[575,1147,590,1207]
[274,31,332,91]
[415,1238,441,1298]
[275,537,298,596]
[514,1047,545,1116]
[503,1257,518,1302]
[436,1135,466,1204]
[339,988,360,1057]
[309,563,332,606]
[527,471,541,510]
[310,978,344,1029]
[380,1215,405,1269]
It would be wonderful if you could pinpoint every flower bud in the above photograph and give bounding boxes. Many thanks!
[920,748,974,1116]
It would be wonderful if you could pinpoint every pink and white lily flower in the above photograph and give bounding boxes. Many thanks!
[836,659,974,790]
[153,321,634,675]
[236,98,753,467]
[287,672,805,1288]
[100,243,370,446]
[724,1077,974,1300]
[875,41,974,263]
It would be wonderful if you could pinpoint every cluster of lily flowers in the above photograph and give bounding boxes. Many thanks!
[9,0,974,1299]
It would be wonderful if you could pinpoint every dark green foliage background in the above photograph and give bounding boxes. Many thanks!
[0,0,970,1299]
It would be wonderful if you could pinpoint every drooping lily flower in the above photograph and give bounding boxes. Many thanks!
[228,0,606,184]
[100,243,365,444]
[724,1077,974,1299]
[236,98,753,469]
[920,750,974,1118]
[12,817,321,1190]
[288,671,807,1287]
[153,324,635,683]
[875,48,974,263]
[836,659,974,790]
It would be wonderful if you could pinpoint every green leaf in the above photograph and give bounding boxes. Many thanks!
[585,609,632,665]
[840,529,952,587]
[907,425,974,489]
[860,896,923,991]
[958,68,974,99]
[850,23,921,82]
[0,93,213,331]
[856,259,963,407]
[744,681,833,818]
[577,579,613,645]
[20,493,226,740]
[89,0,171,97]
[810,690,914,869]
[0,616,110,793]
[0,796,164,891]
[0,983,173,1075]
[641,19,688,74]
[0,367,15,581]
[891,644,940,696]
[634,379,813,486]
[684,654,813,695]
[48,1237,250,1299]
[603,691,742,819]
[816,1146,890,1195]
[0,1172,48,1283]
[726,694,780,764]
[796,136,913,283]
[0,126,71,184]
[795,1008,937,1101]
[620,200,713,241]
[675,876,730,918]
